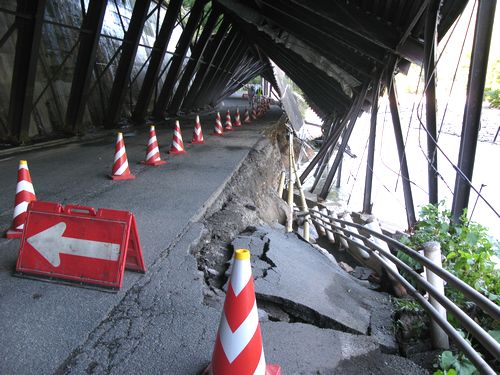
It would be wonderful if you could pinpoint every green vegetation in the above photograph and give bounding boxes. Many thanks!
[485,57,500,108]
[434,348,477,375]
[400,201,499,312]
[397,202,499,374]
[484,88,500,108]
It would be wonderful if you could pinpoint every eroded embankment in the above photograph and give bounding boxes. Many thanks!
[191,115,290,306]
[190,116,431,374]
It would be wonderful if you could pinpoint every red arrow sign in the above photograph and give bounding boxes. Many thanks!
[16,201,145,290]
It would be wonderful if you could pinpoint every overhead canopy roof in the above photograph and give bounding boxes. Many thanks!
[1,0,470,144]
[215,0,469,121]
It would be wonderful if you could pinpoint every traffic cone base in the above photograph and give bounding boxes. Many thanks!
[202,364,280,375]
[190,139,205,144]
[140,159,167,166]
[210,132,224,137]
[110,173,136,181]
[5,229,22,239]
[169,149,187,155]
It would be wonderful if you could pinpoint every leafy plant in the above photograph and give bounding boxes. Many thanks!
[485,88,500,108]
[401,201,499,311]
[399,203,500,374]
[393,297,423,314]
[434,350,478,375]
[433,332,480,375]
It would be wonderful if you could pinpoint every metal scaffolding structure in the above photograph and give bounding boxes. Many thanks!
[0,0,497,226]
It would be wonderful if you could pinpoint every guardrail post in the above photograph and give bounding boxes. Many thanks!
[292,150,310,242]
[287,131,295,233]
[423,241,450,349]
[277,171,286,198]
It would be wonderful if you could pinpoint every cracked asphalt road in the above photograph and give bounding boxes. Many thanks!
[0,98,277,375]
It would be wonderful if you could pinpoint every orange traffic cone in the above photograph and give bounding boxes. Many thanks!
[110,132,136,180]
[191,115,205,144]
[234,108,242,127]
[244,108,251,124]
[142,125,167,166]
[205,249,281,375]
[211,112,224,136]
[170,120,187,155]
[5,160,36,238]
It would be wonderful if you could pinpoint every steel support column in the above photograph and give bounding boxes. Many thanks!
[153,0,207,118]
[362,80,381,214]
[301,114,348,184]
[310,119,344,192]
[131,0,183,124]
[198,31,240,104]
[105,0,152,127]
[192,28,237,107]
[65,0,107,132]
[7,0,47,143]
[389,74,417,228]
[168,10,220,114]
[182,20,230,110]
[451,0,497,223]
[424,0,440,204]
[319,82,369,200]
[208,37,247,105]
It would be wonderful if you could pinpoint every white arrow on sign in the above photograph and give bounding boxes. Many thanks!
[27,222,121,267]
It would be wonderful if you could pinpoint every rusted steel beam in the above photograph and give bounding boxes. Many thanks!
[362,79,381,214]
[131,0,183,124]
[168,10,221,114]
[7,0,47,143]
[388,73,416,229]
[451,0,497,223]
[105,0,152,127]
[65,0,107,132]
[153,0,207,118]
[424,0,440,204]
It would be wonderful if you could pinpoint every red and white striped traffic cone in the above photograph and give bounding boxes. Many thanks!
[206,249,281,375]
[5,160,36,238]
[211,112,224,136]
[142,125,167,166]
[224,109,233,132]
[110,132,136,180]
[169,120,187,155]
[191,115,205,144]
[243,108,251,124]
[251,107,257,120]
[234,108,242,127]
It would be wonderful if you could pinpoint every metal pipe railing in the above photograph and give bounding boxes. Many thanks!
[309,208,500,322]
[304,210,500,373]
